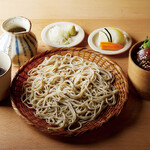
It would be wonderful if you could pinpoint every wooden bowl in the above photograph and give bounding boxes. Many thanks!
[11,47,128,136]
[128,41,150,99]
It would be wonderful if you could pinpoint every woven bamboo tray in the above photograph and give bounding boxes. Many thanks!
[11,47,128,136]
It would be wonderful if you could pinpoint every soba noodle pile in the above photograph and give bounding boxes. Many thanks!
[21,54,117,131]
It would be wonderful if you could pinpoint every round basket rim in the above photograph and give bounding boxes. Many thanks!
[10,47,128,136]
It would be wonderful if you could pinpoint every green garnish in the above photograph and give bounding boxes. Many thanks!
[140,36,150,49]
[69,25,77,36]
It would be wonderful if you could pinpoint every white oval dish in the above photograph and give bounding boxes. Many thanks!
[41,22,85,48]
[88,27,132,55]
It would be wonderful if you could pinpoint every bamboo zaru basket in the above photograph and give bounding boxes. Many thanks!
[11,47,128,136]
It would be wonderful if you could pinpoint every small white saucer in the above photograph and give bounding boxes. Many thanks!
[41,22,85,48]
[88,27,132,55]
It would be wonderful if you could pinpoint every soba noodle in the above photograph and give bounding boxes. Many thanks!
[21,54,117,131]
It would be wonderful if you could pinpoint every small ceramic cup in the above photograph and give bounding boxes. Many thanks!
[0,51,12,101]
[0,16,37,67]
[128,41,150,100]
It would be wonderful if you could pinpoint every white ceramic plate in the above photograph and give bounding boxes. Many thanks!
[88,27,132,55]
[41,22,85,48]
